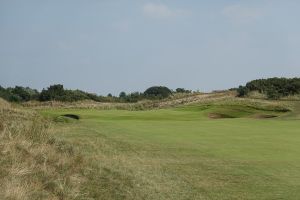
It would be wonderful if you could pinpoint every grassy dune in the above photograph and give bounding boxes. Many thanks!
[38,98,300,200]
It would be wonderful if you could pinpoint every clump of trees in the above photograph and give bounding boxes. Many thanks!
[0,84,112,103]
[237,77,300,99]
[0,84,179,103]
[39,84,117,102]
[0,86,39,102]
[118,86,176,102]
[118,91,145,103]
[175,88,192,93]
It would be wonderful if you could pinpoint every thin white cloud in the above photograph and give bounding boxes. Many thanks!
[222,4,262,24]
[143,3,189,19]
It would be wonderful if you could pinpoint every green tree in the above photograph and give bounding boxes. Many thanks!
[11,86,31,101]
[119,91,126,98]
[266,88,281,100]
[39,84,66,101]
[144,86,172,99]
[237,86,249,97]
[175,88,191,93]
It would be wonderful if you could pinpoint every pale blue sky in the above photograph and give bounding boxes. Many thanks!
[1,0,299,95]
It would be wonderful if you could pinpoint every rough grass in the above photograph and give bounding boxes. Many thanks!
[0,99,90,200]
[0,99,155,200]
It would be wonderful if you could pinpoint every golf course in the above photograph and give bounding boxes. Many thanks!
[2,1,300,199]
[36,96,300,200]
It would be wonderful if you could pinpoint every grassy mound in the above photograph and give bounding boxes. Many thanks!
[176,97,291,120]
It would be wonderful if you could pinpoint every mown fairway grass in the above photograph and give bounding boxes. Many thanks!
[40,103,300,200]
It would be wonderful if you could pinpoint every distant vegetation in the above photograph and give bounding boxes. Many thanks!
[0,84,111,103]
[2,77,299,103]
[0,86,39,102]
[237,77,300,99]
[0,84,191,103]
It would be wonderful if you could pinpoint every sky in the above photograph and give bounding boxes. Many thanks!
[1,0,300,95]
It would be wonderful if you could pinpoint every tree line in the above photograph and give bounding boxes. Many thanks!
[0,84,191,103]
[237,77,300,99]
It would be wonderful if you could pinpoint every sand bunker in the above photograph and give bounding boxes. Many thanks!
[208,113,235,119]
[62,114,80,120]
[253,114,277,119]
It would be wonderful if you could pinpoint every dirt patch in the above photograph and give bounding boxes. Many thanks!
[62,114,80,120]
[253,114,277,119]
[208,113,235,119]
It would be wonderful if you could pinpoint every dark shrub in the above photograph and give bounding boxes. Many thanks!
[119,92,126,98]
[175,88,191,93]
[239,77,300,99]
[144,86,172,99]
[237,86,249,97]
[11,86,31,101]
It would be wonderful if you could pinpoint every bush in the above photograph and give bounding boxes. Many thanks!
[175,88,191,93]
[0,86,39,102]
[126,92,144,102]
[0,86,12,101]
[39,85,110,102]
[266,88,281,100]
[144,86,172,99]
[119,92,126,98]
[237,86,249,97]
